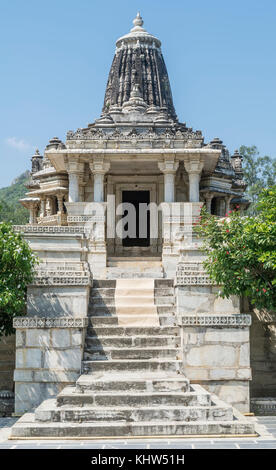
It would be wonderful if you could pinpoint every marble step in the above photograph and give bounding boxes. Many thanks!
[82,359,182,374]
[11,411,255,438]
[86,326,179,337]
[88,305,175,316]
[56,385,211,407]
[89,295,175,306]
[75,373,189,393]
[34,400,233,423]
[90,287,175,298]
[88,315,176,327]
[92,279,174,288]
[106,270,164,279]
[83,347,179,361]
[85,335,181,348]
[107,259,162,268]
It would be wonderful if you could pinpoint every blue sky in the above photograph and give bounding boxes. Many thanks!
[0,0,275,187]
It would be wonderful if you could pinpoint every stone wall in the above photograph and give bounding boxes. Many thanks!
[250,309,276,398]
[177,286,240,315]
[0,334,15,391]
[27,285,90,317]
[179,315,252,413]
[13,317,88,414]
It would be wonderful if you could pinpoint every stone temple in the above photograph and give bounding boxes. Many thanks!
[10,14,256,438]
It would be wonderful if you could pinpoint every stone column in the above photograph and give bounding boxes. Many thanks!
[29,202,39,224]
[158,158,179,203]
[29,205,36,224]
[205,192,214,214]
[224,195,233,215]
[57,194,64,214]
[218,198,225,217]
[67,160,84,203]
[40,197,46,218]
[68,173,80,203]
[184,158,204,203]
[90,158,110,203]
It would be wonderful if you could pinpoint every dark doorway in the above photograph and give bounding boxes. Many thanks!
[122,190,150,247]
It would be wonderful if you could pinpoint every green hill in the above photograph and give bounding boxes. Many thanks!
[0,171,30,224]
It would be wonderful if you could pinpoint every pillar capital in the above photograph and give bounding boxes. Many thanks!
[66,159,84,175]
[90,158,110,202]
[204,192,215,213]
[158,157,179,175]
[89,157,110,175]
[183,158,204,175]
[184,158,204,203]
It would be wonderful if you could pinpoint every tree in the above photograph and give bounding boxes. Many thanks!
[0,171,30,224]
[239,145,276,214]
[0,222,37,337]
[196,186,276,312]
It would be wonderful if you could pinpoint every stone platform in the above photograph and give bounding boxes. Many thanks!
[10,278,256,439]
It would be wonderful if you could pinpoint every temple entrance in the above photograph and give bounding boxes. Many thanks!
[122,190,150,247]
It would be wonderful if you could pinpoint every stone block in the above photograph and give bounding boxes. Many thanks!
[183,367,209,380]
[51,329,71,348]
[16,330,25,347]
[34,370,79,383]
[44,349,82,370]
[204,328,249,343]
[14,369,34,382]
[186,345,237,368]
[209,369,236,380]
[213,296,240,313]
[236,368,252,380]
[14,382,63,414]
[71,330,83,347]
[239,343,250,367]
[202,381,249,413]
[16,348,42,369]
[26,330,50,347]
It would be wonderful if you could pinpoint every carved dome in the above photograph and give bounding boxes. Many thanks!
[101,13,177,121]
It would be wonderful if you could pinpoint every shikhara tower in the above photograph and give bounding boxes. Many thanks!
[11,15,255,439]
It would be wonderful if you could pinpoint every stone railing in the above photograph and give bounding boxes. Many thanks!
[13,225,86,234]
[175,262,214,286]
[13,317,88,329]
[178,314,252,327]
[32,261,92,287]
[37,214,68,226]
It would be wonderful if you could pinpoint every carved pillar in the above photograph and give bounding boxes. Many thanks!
[184,158,204,203]
[158,158,179,203]
[205,192,214,214]
[57,194,64,214]
[218,198,225,217]
[67,160,84,203]
[29,202,38,224]
[89,158,110,203]
[46,196,52,216]
[40,197,46,218]
[224,195,233,215]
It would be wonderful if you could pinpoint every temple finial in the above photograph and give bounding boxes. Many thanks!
[133,12,144,28]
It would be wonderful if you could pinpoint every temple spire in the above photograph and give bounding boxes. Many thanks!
[101,14,177,121]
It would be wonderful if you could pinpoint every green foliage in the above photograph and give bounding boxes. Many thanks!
[240,145,276,214]
[0,171,30,224]
[0,223,37,337]
[196,187,276,312]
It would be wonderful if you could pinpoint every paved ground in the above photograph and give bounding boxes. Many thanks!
[0,416,276,449]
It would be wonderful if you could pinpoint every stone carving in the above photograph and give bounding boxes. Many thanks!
[179,314,251,327]
[176,262,214,286]
[13,225,86,234]
[13,317,88,328]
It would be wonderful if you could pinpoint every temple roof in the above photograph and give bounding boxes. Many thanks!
[100,13,177,122]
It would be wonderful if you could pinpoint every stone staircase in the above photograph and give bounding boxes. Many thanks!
[10,278,255,438]
[106,257,164,278]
